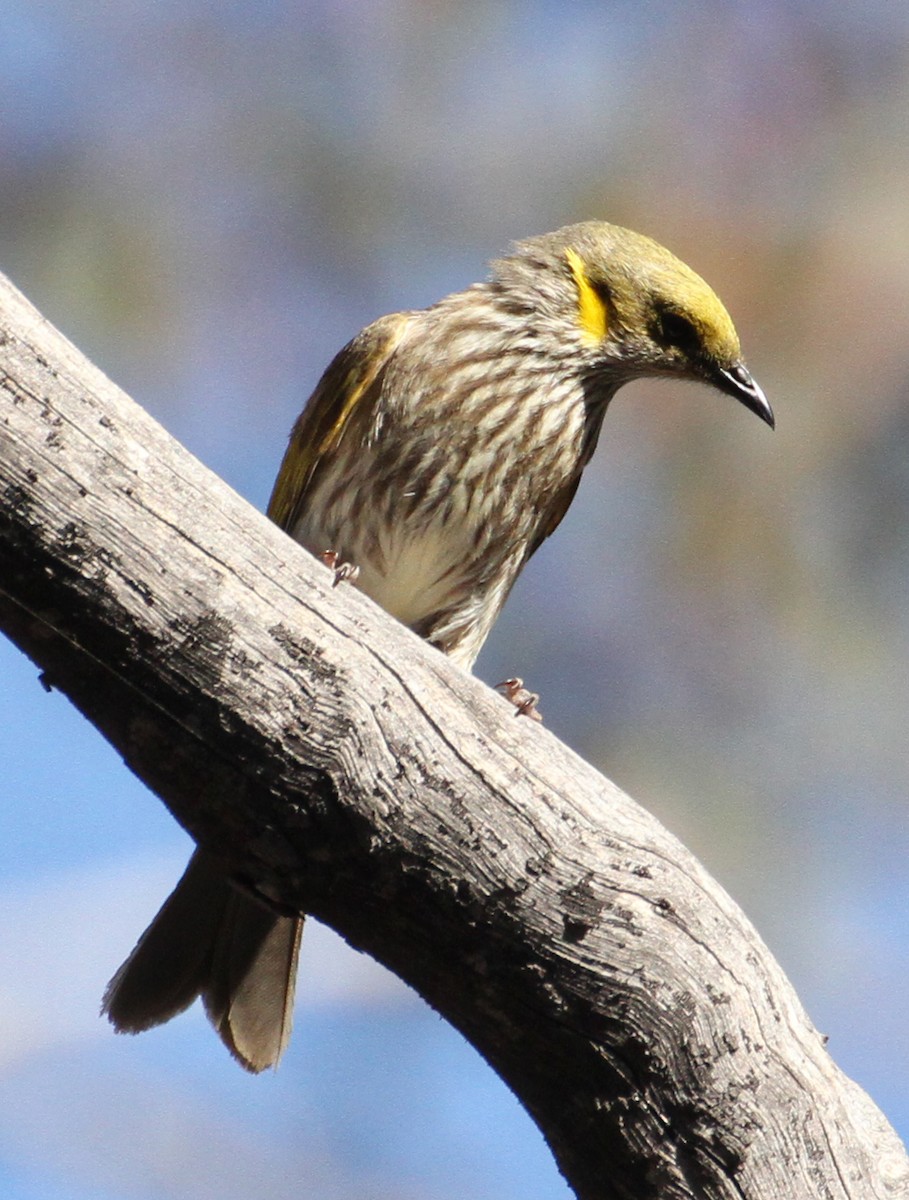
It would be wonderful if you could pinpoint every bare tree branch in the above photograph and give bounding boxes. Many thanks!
[0,272,906,1200]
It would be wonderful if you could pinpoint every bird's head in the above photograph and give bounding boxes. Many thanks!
[492,221,774,428]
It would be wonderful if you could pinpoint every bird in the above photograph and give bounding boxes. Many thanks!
[102,220,773,1072]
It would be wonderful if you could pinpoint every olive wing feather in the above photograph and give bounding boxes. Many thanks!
[267,311,412,534]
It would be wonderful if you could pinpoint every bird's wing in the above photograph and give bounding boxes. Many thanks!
[525,400,609,561]
[267,311,412,534]
[526,474,583,561]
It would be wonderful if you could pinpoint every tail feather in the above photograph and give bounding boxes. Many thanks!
[203,888,302,1073]
[102,848,302,1072]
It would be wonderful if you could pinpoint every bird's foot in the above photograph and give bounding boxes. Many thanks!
[320,550,361,587]
[496,677,543,722]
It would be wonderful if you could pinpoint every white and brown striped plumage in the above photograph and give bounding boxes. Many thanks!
[103,221,773,1071]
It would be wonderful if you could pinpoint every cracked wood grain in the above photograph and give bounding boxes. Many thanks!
[0,271,906,1200]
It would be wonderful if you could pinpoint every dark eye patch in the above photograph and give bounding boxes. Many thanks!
[591,278,612,307]
[653,308,702,356]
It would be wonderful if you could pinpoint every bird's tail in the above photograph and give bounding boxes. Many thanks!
[102,848,302,1072]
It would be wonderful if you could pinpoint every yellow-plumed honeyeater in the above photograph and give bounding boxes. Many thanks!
[103,221,773,1071]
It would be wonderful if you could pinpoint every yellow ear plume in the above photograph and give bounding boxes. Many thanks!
[565,247,609,344]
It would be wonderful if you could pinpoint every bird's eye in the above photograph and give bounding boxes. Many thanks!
[654,309,701,355]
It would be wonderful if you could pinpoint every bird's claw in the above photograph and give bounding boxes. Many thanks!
[320,550,361,587]
[496,677,543,722]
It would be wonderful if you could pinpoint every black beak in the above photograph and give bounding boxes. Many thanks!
[714,362,774,429]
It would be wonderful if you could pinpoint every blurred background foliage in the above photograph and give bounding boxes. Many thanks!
[1,2,908,1198]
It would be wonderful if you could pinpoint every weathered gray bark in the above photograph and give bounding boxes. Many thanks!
[0,271,906,1200]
